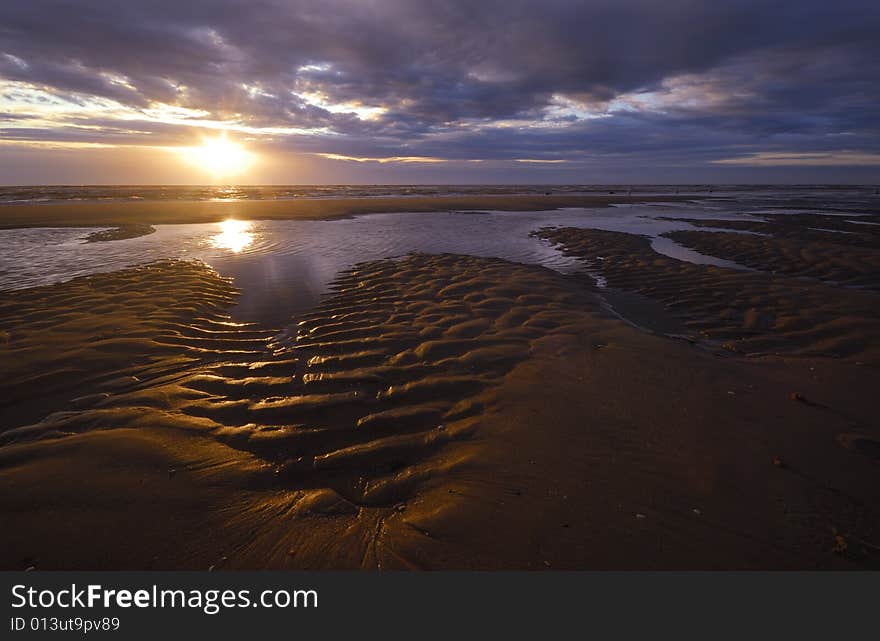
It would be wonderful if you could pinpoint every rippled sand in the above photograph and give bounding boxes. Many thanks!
[537,226,880,362]
[1,244,879,569]
[0,256,599,568]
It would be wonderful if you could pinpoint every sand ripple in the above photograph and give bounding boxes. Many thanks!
[167,254,593,509]
[537,227,880,363]
[2,249,879,570]
[0,254,597,568]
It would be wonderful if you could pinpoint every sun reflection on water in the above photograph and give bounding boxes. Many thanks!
[211,219,254,253]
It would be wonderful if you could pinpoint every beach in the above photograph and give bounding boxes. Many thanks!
[4,1,879,632]
[0,193,689,230]
[1,192,878,569]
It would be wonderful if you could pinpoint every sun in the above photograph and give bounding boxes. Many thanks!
[178,133,255,177]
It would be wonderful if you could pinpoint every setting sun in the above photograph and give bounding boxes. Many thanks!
[178,134,255,177]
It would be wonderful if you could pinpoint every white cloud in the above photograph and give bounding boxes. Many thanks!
[712,151,880,166]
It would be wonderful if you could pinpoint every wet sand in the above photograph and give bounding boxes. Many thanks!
[665,230,880,290]
[537,227,880,363]
[84,223,156,242]
[1,242,878,569]
[0,193,690,229]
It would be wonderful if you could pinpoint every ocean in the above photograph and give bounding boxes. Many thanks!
[1,183,878,209]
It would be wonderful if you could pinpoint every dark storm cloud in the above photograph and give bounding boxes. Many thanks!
[1,0,879,171]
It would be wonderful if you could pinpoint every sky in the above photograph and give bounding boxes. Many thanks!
[0,0,878,185]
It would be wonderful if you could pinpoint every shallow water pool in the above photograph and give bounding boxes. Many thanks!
[0,204,762,327]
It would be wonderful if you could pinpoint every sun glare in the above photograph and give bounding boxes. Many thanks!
[178,134,255,177]
[211,218,254,253]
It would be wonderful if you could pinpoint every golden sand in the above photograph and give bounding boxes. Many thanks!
[0,194,690,229]
[536,227,880,363]
[1,252,878,569]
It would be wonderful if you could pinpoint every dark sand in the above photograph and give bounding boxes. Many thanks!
[84,223,156,242]
[2,241,879,568]
[0,193,690,229]
[537,227,880,362]
[665,230,880,289]
[658,213,880,250]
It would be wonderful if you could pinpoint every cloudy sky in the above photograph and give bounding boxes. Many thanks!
[1,0,878,184]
